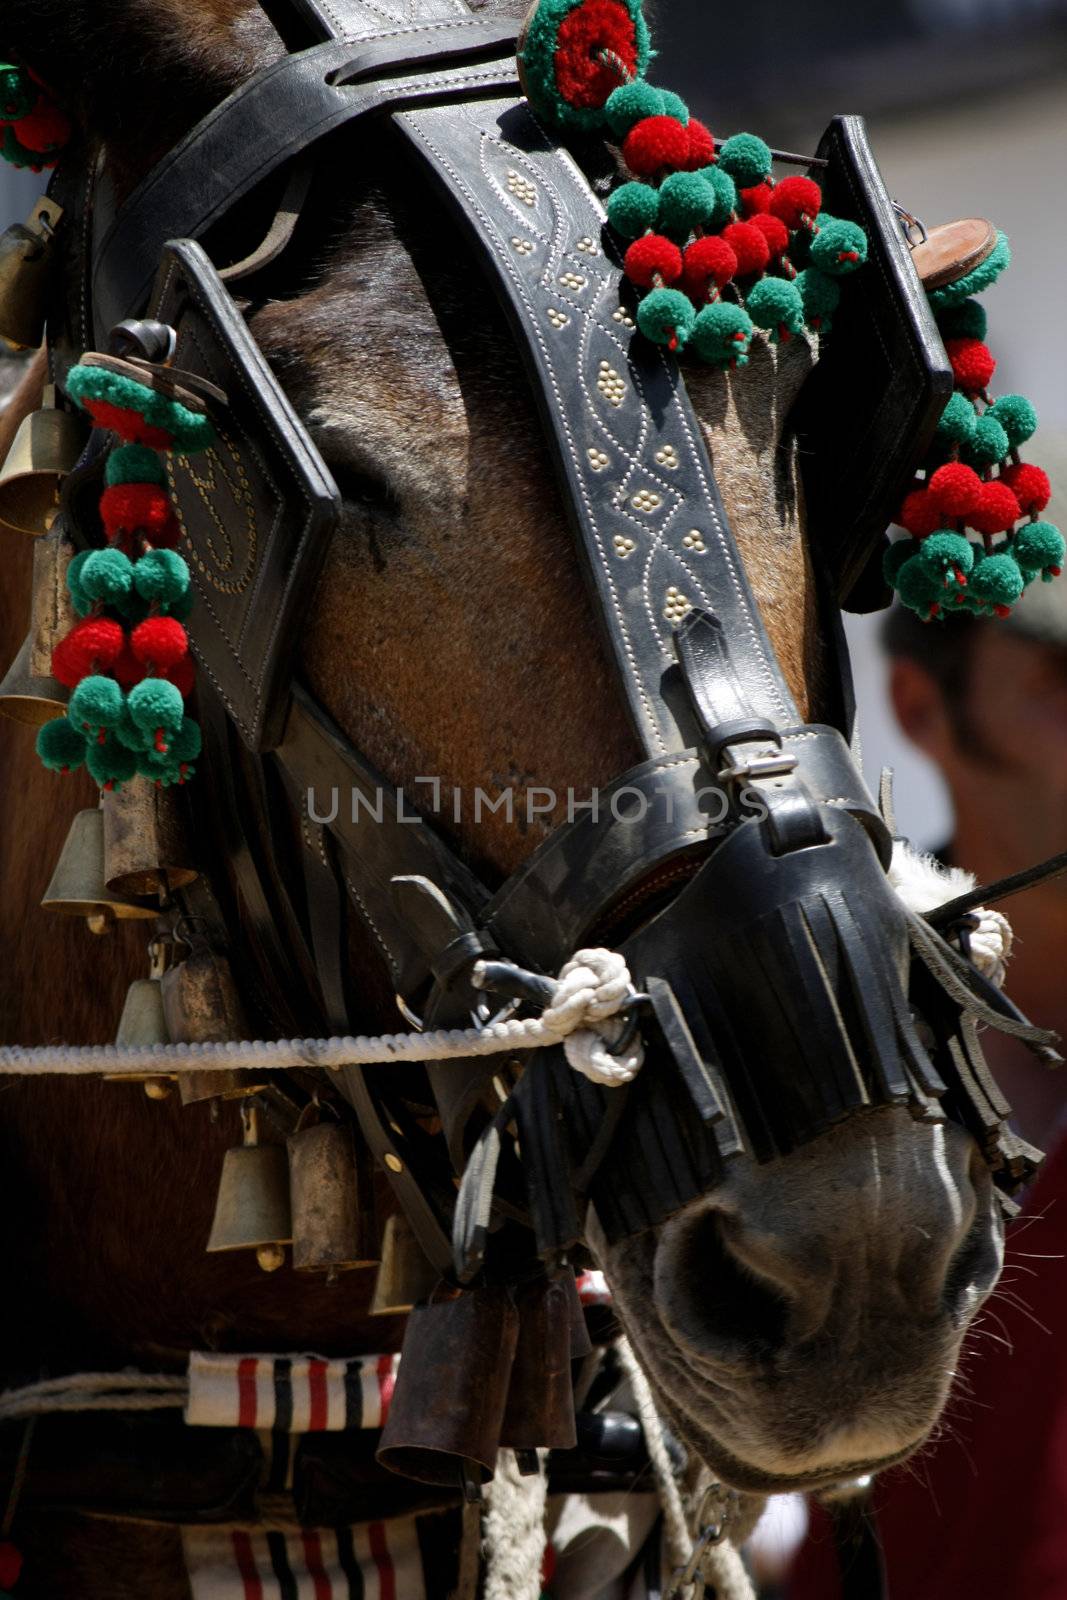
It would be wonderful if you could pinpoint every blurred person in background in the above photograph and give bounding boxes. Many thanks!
[787,456,1067,1598]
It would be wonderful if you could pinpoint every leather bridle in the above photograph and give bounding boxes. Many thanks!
[40,0,1046,1287]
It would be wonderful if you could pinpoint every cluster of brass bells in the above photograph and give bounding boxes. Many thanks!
[206,1105,393,1280]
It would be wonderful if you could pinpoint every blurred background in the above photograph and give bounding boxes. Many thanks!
[2,0,1065,840]
[654,0,1067,844]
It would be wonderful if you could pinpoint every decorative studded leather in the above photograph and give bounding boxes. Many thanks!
[398,96,799,759]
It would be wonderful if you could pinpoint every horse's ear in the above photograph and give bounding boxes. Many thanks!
[3,0,278,164]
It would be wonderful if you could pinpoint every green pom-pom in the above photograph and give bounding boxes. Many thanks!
[127,676,184,739]
[80,548,134,606]
[86,739,139,791]
[1013,521,1065,580]
[929,231,1010,310]
[970,551,1025,613]
[934,391,978,447]
[137,717,202,784]
[717,133,772,188]
[519,0,652,133]
[746,277,804,343]
[604,81,664,138]
[988,394,1037,450]
[918,531,975,590]
[66,365,214,453]
[168,587,194,623]
[636,288,696,350]
[796,268,840,333]
[658,89,690,126]
[883,538,918,585]
[35,717,88,774]
[657,172,716,240]
[695,166,737,230]
[114,702,152,752]
[67,549,93,617]
[690,302,754,368]
[133,548,191,607]
[962,414,1009,469]
[810,218,868,277]
[0,64,36,122]
[935,297,987,341]
[607,181,661,240]
[896,554,945,618]
[69,675,125,731]
[105,443,166,486]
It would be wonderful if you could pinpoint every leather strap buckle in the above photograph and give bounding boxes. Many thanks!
[717,748,799,785]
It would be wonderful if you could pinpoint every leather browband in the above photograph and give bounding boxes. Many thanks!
[90,19,521,341]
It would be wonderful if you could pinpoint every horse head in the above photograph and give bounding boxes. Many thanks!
[2,0,1018,1508]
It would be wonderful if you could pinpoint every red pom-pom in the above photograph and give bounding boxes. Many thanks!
[131,616,188,670]
[624,233,683,288]
[553,0,640,110]
[769,176,822,228]
[968,481,1022,535]
[15,96,71,153]
[897,489,943,538]
[101,482,174,541]
[51,618,125,686]
[684,117,716,170]
[740,183,772,216]
[927,462,984,518]
[112,644,147,689]
[165,655,197,697]
[749,213,790,259]
[78,398,174,449]
[0,1541,23,1590]
[622,115,690,177]
[945,337,996,394]
[681,236,738,301]
[1001,462,1051,514]
[721,220,770,277]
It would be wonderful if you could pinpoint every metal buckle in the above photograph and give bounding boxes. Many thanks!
[717,748,798,784]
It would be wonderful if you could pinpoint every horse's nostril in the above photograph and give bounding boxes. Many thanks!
[942,1211,1003,1326]
[657,1209,791,1362]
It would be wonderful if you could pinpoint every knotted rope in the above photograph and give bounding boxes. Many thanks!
[0,948,644,1084]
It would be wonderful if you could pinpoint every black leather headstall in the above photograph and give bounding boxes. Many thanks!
[63,0,1042,1271]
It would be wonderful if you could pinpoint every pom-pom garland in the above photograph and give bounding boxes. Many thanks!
[888,226,1059,622]
[519,0,869,365]
[40,361,214,790]
[0,62,70,172]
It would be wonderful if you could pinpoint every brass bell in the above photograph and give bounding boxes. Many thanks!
[207,1103,293,1272]
[0,633,67,726]
[287,1120,378,1275]
[0,197,63,353]
[369,1212,439,1315]
[102,781,198,905]
[107,940,176,1099]
[40,807,158,931]
[0,386,88,536]
[161,948,262,1104]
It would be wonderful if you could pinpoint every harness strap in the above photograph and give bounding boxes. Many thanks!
[90,22,521,340]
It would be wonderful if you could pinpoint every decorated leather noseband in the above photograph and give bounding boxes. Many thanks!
[0,0,1060,1517]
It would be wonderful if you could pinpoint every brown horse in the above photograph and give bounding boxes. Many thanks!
[0,2,1004,1592]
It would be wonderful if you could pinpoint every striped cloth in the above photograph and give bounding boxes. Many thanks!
[182,1519,426,1600]
[186,1353,399,1433]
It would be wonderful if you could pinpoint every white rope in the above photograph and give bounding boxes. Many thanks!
[615,1338,756,1600]
[0,1371,187,1423]
[0,948,644,1082]
[483,1449,548,1600]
